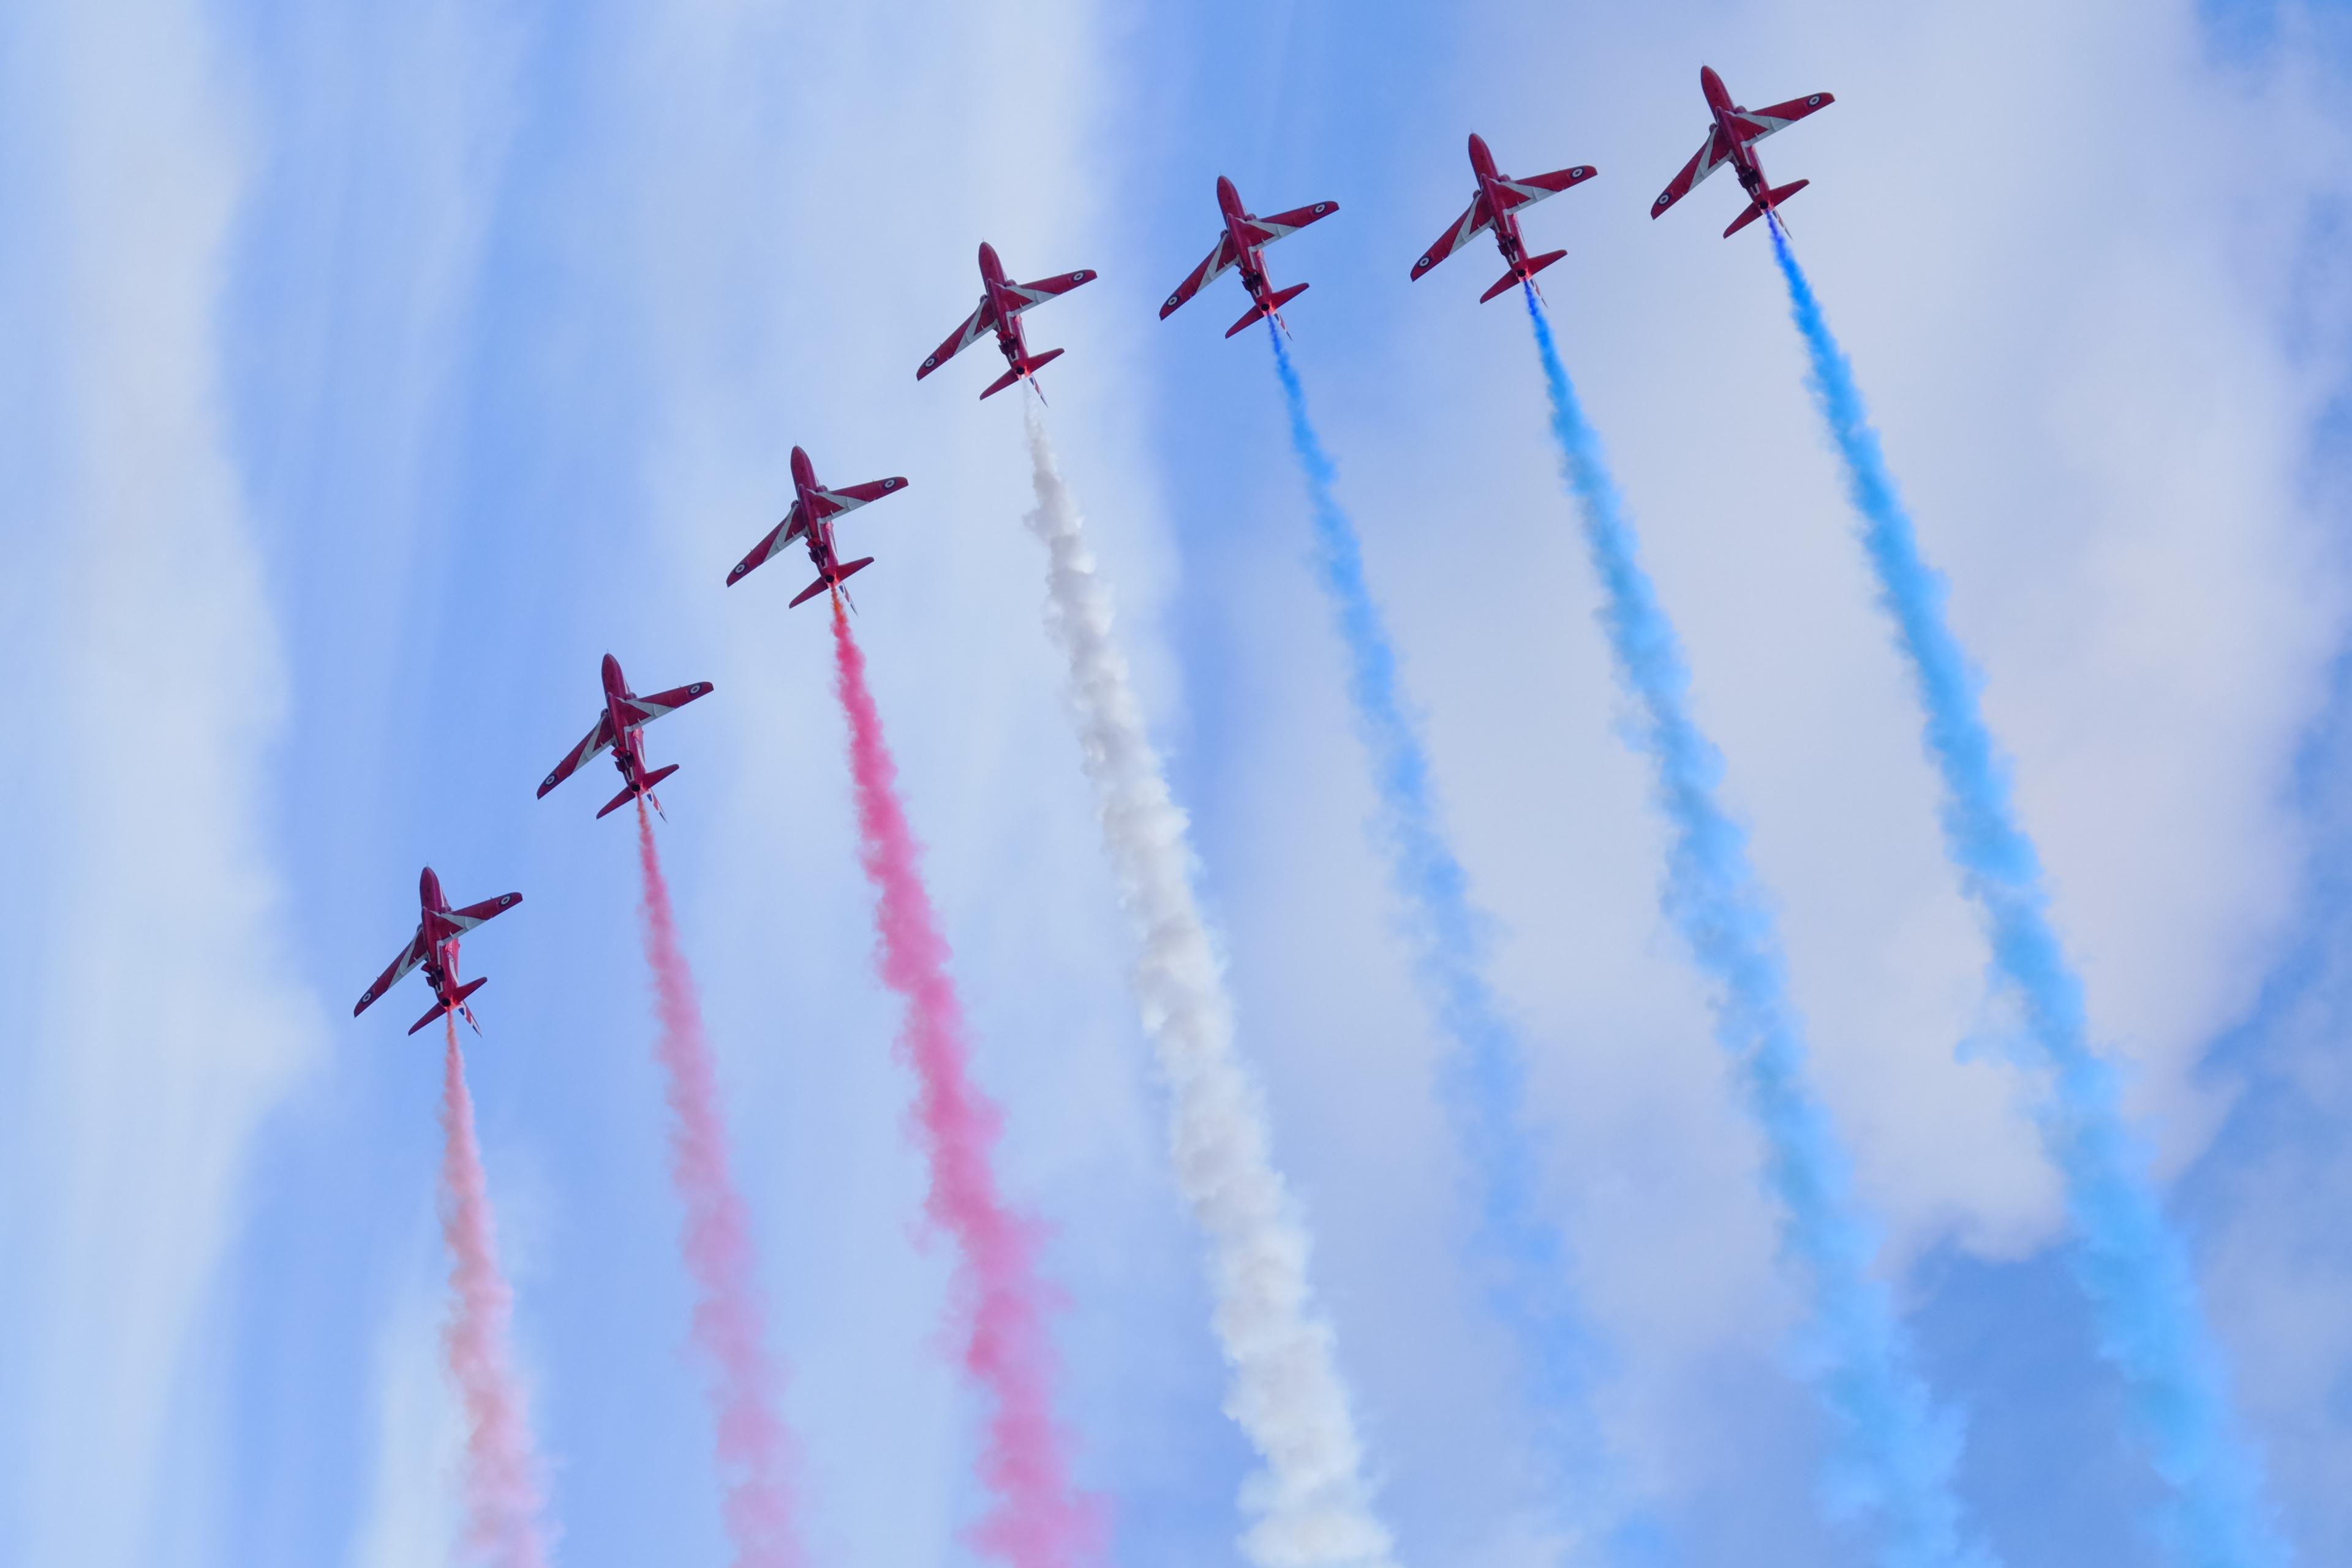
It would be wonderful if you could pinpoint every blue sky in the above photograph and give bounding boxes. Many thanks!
[4,2,2350,1566]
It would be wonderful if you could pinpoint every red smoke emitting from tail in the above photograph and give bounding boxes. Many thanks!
[438,1020,555,1568]
[828,599,1102,1568]
[635,801,805,1568]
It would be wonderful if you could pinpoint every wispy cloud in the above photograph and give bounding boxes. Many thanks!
[0,3,321,1563]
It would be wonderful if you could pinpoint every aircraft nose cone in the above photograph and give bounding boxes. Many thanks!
[1216,174,1237,201]
[1468,130,1488,159]
[601,652,620,680]
[419,865,439,902]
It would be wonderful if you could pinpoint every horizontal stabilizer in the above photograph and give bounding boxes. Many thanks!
[597,763,680,819]
[981,347,1066,401]
[407,976,484,1036]
[790,557,875,609]
[1225,282,1310,339]
[1724,179,1809,238]
[1480,249,1566,304]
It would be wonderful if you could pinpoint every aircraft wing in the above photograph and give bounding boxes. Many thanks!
[615,680,714,728]
[916,300,995,380]
[1159,233,1238,319]
[1006,269,1096,313]
[1491,163,1598,214]
[445,892,522,932]
[1246,200,1338,245]
[726,499,809,586]
[537,710,617,797]
[355,929,429,1017]
[808,477,908,522]
[1650,126,1735,219]
[1411,193,1493,278]
[1730,92,1834,143]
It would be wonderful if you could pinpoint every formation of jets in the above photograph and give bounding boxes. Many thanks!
[355,64,1831,1036]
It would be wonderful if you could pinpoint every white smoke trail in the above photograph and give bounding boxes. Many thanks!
[1021,401,1396,1568]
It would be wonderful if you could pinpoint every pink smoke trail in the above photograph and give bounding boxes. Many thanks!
[635,800,805,1568]
[438,1019,556,1568]
[827,598,1102,1568]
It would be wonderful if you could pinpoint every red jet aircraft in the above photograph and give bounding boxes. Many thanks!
[537,653,712,820]
[1160,176,1339,338]
[1651,66,1833,238]
[353,867,522,1036]
[1411,133,1598,302]
[726,445,909,609]
[916,241,1096,401]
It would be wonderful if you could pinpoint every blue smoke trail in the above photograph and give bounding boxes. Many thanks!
[1766,221,2285,1567]
[1524,288,1989,1568]
[1266,324,1617,1534]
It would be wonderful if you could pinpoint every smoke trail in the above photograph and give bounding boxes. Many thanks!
[1263,330,1612,1525]
[1524,290,1987,1568]
[827,600,1102,1568]
[635,801,804,1567]
[1019,401,1396,1568]
[437,1019,555,1568]
[1766,221,2285,1566]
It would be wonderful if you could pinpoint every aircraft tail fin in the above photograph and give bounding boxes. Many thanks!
[982,347,1063,400]
[1226,282,1310,339]
[792,557,873,609]
[597,763,679,819]
[1481,251,1566,304]
[1725,179,1809,238]
[408,977,486,1036]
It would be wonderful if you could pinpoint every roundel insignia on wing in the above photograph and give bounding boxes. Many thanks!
[884,478,899,489]
[1165,294,1179,308]
[1809,95,1821,104]
[1414,257,1430,270]
[542,772,557,788]
[922,356,937,369]
[1314,203,1330,213]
